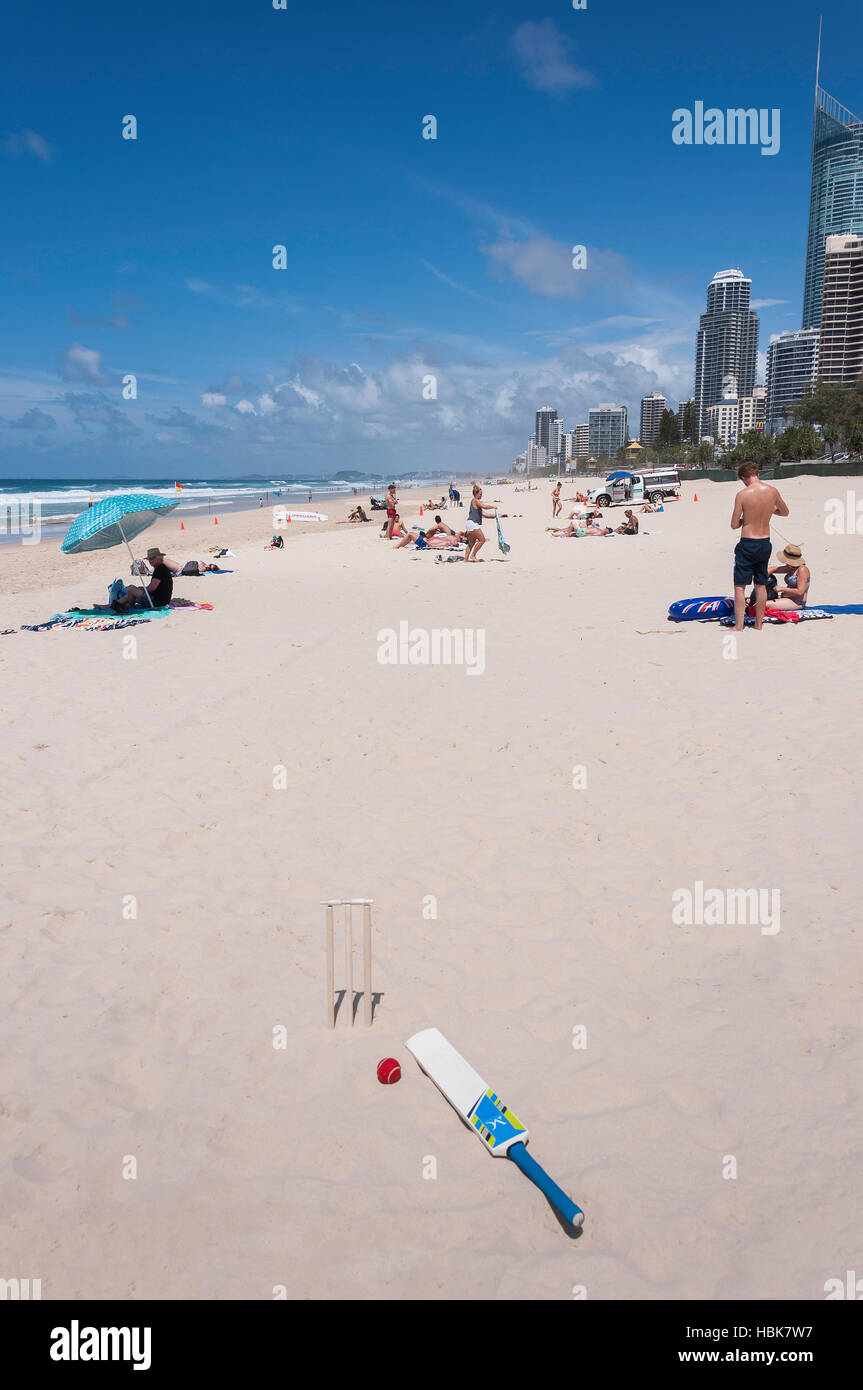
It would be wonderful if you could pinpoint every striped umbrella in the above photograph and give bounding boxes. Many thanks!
[61,493,180,608]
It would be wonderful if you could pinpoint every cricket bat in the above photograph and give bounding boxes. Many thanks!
[406,1027,584,1228]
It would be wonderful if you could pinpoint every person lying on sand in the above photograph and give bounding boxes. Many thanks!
[395,524,465,550]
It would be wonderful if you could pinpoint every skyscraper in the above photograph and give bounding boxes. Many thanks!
[693,269,759,439]
[588,405,627,461]
[677,398,696,442]
[535,408,559,462]
[640,390,666,445]
[802,54,863,331]
[575,423,590,461]
[819,234,863,385]
[765,328,821,434]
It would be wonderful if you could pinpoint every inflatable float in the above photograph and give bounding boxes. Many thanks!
[668,596,734,622]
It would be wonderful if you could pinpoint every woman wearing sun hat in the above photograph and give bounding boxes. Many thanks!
[769,542,810,609]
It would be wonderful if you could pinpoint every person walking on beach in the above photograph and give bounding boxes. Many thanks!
[385,482,399,540]
[464,484,497,562]
[552,481,562,518]
[730,463,789,631]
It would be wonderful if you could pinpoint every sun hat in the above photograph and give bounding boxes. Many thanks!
[776,542,803,565]
[146,546,165,559]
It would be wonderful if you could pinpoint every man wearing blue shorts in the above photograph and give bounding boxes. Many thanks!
[730,463,790,631]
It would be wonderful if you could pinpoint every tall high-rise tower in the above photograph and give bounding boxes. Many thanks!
[639,391,667,446]
[819,234,863,385]
[694,270,759,439]
[535,408,559,462]
[802,28,863,330]
[765,328,821,434]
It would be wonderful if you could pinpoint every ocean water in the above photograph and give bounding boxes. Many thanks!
[0,475,453,530]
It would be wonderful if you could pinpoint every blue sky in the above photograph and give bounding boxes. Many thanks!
[1,0,861,478]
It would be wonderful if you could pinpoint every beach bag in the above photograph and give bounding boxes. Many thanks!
[181,561,202,575]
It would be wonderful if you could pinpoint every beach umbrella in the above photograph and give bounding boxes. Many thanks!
[61,493,180,607]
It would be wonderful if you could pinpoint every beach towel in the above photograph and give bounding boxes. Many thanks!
[719,609,834,626]
[20,598,212,631]
[21,610,170,632]
[808,604,863,615]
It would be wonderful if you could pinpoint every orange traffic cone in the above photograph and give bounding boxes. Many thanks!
[693,493,699,502]
[420,505,423,516]
[287,514,291,523]
[180,521,184,530]
[214,516,219,524]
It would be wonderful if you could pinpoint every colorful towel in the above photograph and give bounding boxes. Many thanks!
[19,598,213,632]
[719,609,834,627]
[21,611,169,632]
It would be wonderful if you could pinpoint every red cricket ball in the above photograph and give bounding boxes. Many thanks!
[377,1057,401,1085]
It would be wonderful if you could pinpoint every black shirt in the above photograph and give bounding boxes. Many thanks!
[150,563,174,607]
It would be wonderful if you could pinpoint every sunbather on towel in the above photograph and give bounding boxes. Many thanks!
[767,543,810,609]
[615,509,638,535]
[423,515,455,540]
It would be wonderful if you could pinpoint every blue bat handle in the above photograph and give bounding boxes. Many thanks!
[508,1142,584,1228]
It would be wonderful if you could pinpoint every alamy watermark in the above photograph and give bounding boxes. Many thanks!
[672,103,780,156]
[1,502,41,544]
[671,880,781,935]
[377,622,485,676]
[824,492,863,535]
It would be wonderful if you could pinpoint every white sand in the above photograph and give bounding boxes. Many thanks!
[1,476,861,1299]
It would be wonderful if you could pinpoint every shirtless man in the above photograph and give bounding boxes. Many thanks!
[385,482,398,540]
[422,515,455,541]
[730,463,790,630]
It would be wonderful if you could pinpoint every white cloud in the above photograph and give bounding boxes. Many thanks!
[201,392,227,406]
[58,342,111,385]
[187,279,213,294]
[5,129,51,161]
[234,399,256,415]
[510,20,595,94]
[257,393,279,414]
[482,237,630,300]
[751,298,789,310]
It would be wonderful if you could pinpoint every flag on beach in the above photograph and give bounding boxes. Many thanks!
[175,482,183,491]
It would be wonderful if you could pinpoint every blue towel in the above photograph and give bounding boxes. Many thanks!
[810,604,863,615]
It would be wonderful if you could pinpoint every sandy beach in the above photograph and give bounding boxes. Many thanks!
[2,473,861,1301]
